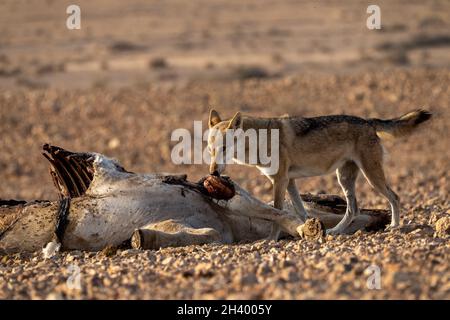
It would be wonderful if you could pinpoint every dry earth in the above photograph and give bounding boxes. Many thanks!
[0,0,449,299]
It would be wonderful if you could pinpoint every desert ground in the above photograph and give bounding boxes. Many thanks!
[0,0,449,299]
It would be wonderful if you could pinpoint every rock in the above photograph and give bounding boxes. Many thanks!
[434,217,450,238]
[234,270,258,286]
[256,262,271,276]
[46,292,65,300]
[280,267,300,282]
[42,241,61,259]
[429,212,445,225]
[107,138,120,150]
[100,245,118,257]
[280,259,295,268]
[1,255,9,264]
[353,230,364,237]
[194,263,214,277]
[70,250,83,257]
[161,257,173,265]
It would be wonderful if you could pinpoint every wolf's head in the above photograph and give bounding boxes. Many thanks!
[207,109,242,175]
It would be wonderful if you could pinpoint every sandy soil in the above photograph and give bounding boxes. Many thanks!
[0,0,449,89]
[0,0,449,299]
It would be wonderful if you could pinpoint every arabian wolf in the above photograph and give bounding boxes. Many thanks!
[207,109,432,238]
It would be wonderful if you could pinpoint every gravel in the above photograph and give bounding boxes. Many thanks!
[0,228,448,299]
[0,68,448,299]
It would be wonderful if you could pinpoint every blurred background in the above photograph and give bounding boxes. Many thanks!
[1,0,449,88]
[0,0,448,205]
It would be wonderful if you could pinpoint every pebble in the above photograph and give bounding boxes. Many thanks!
[434,217,450,238]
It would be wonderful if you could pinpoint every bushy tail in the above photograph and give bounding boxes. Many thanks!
[369,109,432,139]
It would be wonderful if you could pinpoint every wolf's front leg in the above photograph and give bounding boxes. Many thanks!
[287,179,308,222]
[268,177,289,240]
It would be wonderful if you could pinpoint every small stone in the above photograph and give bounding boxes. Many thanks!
[1,255,9,264]
[46,292,64,300]
[235,272,258,286]
[70,250,83,257]
[101,245,118,257]
[161,257,173,265]
[107,138,120,150]
[194,263,214,277]
[434,217,450,238]
[280,259,295,268]
[280,267,300,282]
[353,230,364,237]
[256,262,271,276]
[42,241,61,259]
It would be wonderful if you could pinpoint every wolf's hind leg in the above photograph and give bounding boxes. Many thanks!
[287,179,308,222]
[358,143,400,228]
[326,161,360,235]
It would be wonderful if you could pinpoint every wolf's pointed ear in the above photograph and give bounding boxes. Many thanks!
[209,109,222,128]
[228,112,242,129]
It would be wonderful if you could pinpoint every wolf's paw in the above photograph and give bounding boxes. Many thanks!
[325,227,345,236]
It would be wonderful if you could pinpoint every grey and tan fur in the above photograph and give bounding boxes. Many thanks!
[207,108,432,238]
